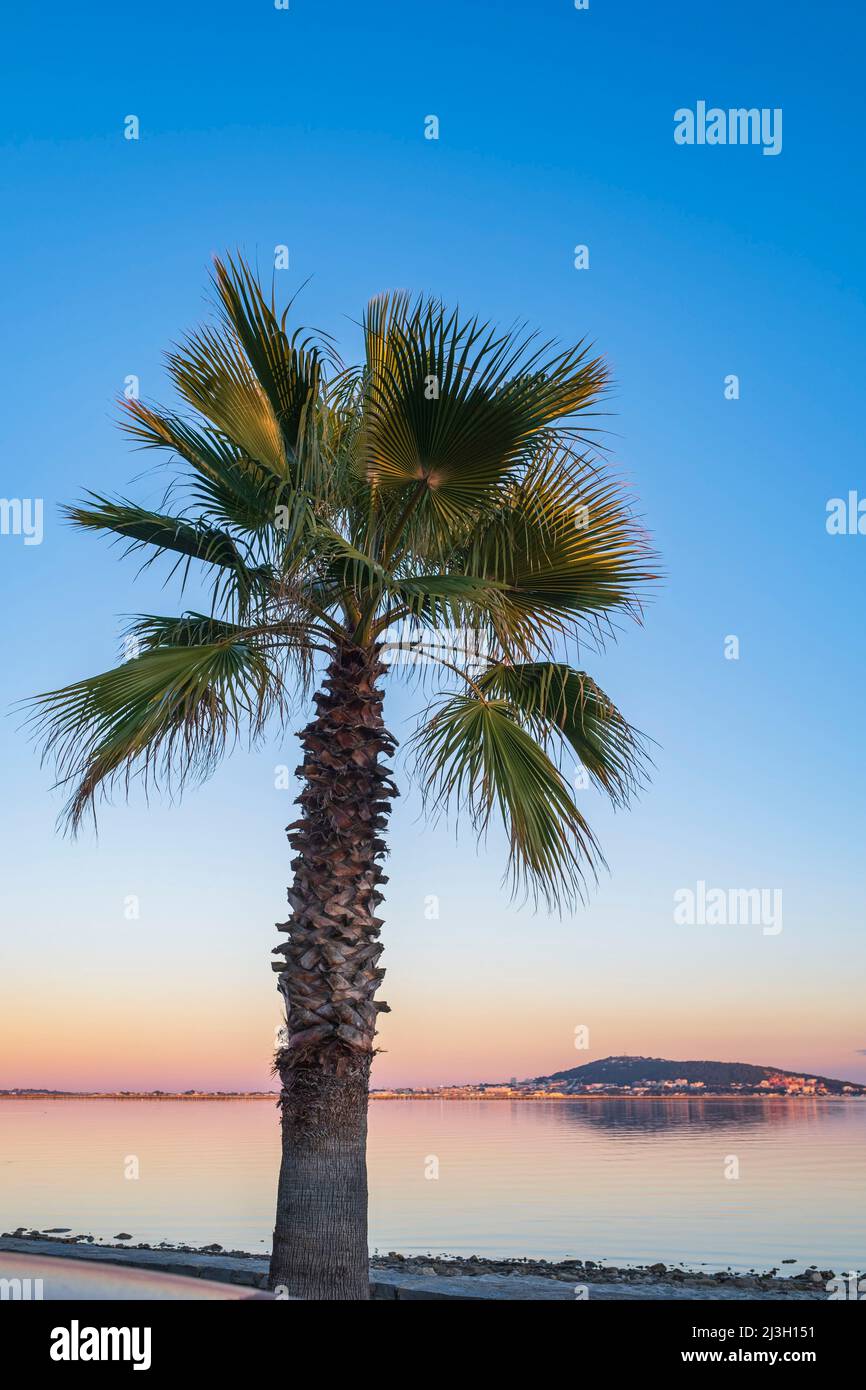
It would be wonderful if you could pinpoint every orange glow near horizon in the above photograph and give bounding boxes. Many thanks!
[3,971,865,1092]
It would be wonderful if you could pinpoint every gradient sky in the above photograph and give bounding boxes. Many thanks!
[1,0,864,1090]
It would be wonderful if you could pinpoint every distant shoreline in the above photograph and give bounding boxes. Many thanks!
[2,1091,863,1103]
[0,1093,278,1101]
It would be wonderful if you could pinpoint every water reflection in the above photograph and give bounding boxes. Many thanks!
[544,1097,830,1134]
[1,1099,863,1271]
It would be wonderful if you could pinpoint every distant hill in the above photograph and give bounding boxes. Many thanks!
[529,1055,864,1094]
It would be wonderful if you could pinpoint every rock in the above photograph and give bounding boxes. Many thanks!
[648,1262,667,1274]
[113,1233,133,1241]
[200,1243,223,1253]
[42,1228,71,1234]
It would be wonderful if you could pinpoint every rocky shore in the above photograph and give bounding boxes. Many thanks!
[1,1227,839,1298]
[371,1250,837,1295]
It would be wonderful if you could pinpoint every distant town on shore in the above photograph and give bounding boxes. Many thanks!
[4,1055,865,1101]
[374,1055,866,1100]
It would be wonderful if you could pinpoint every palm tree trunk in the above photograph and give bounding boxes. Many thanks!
[269,640,395,1300]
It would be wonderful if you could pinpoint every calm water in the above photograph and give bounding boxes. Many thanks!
[1,1098,864,1273]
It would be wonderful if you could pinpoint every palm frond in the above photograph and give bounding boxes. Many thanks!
[410,692,601,911]
[126,612,253,651]
[212,254,333,498]
[166,321,286,477]
[120,398,288,532]
[63,493,272,617]
[361,295,610,546]
[475,662,649,805]
[29,637,284,832]
[381,572,508,624]
[465,447,658,648]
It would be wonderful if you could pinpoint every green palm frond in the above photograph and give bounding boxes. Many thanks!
[30,637,284,832]
[360,296,610,547]
[64,493,248,567]
[465,447,657,648]
[475,662,650,805]
[120,398,287,532]
[125,610,326,692]
[126,612,252,651]
[376,572,509,629]
[166,318,286,477]
[410,692,601,910]
[62,494,272,617]
[214,252,328,469]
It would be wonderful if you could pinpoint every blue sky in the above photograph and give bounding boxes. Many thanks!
[1,0,864,1088]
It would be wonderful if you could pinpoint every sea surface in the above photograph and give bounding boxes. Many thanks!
[1,1098,864,1273]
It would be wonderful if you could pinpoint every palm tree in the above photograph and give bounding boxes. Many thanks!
[30,256,657,1300]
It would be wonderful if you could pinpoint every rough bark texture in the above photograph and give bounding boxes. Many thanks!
[269,641,395,1300]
